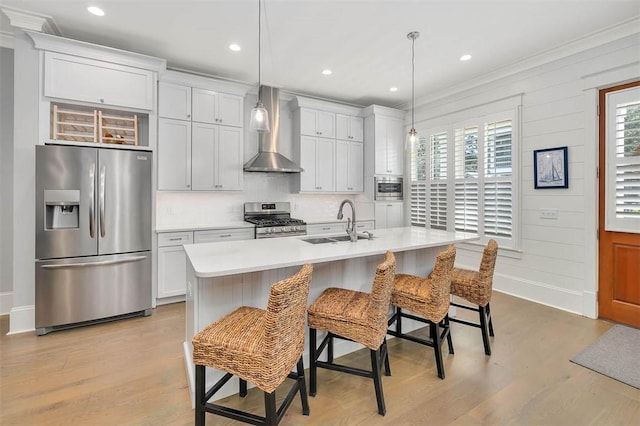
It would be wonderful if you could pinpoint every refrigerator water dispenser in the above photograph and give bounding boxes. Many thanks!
[44,190,80,229]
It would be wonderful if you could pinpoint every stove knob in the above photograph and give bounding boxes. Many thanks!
[265,228,272,234]
[283,226,291,232]
[294,226,300,231]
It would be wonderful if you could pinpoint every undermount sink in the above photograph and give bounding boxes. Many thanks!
[301,235,368,244]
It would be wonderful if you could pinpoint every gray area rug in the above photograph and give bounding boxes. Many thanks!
[570,324,640,389]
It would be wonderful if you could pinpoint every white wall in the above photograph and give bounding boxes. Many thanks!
[412,34,640,317]
[8,31,39,332]
[0,46,14,314]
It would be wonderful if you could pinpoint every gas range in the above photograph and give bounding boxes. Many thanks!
[244,202,307,239]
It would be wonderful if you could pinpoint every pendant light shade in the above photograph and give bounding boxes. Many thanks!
[406,31,419,146]
[250,0,270,133]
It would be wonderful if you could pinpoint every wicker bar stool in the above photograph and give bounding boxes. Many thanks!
[387,245,456,379]
[192,264,313,426]
[307,251,396,416]
[450,239,498,355]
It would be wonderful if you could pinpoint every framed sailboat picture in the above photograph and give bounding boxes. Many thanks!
[534,146,568,189]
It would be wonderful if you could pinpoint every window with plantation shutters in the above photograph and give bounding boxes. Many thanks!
[430,132,448,229]
[605,86,640,233]
[409,104,519,249]
[454,126,479,232]
[484,119,513,237]
[410,136,428,226]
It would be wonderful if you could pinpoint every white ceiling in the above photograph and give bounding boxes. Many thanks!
[2,0,639,107]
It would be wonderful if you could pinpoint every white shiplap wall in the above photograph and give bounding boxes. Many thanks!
[411,34,640,318]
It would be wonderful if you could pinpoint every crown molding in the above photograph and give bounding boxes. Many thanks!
[412,15,640,109]
[0,30,13,49]
[26,30,166,72]
[1,6,61,36]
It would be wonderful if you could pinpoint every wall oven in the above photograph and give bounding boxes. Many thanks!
[374,176,403,200]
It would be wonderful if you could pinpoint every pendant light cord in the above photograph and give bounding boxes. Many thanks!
[411,33,415,130]
[258,0,262,100]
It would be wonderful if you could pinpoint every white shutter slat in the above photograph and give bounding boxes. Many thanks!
[410,182,427,226]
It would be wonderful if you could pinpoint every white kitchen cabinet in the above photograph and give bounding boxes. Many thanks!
[194,228,254,243]
[157,227,252,300]
[159,82,191,120]
[375,202,404,229]
[44,52,154,110]
[158,118,192,190]
[336,114,363,142]
[306,222,346,235]
[157,232,193,299]
[191,123,243,191]
[364,106,405,178]
[306,220,375,236]
[192,88,243,127]
[300,108,336,138]
[355,220,376,233]
[300,136,335,192]
[336,140,364,193]
[374,116,404,175]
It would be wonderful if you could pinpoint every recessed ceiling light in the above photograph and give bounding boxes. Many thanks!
[460,54,472,61]
[87,6,105,16]
[389,87,398,92]
[229,44,241,52]
[322,69,332,76]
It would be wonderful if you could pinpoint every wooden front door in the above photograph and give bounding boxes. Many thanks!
[598,81,640,328]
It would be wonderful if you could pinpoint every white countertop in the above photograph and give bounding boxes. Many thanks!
[184,227,478,278]
[155,221,254,233]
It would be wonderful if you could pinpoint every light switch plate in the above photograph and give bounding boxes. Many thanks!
[540,208,558,219]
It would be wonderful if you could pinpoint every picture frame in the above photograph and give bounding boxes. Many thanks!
[533,146,568,189]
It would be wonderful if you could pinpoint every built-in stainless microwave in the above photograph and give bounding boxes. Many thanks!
[374,176,403,200]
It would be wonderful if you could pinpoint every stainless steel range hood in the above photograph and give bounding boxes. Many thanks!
[243,86,303,173]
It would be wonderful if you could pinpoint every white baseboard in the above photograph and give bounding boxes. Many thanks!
[493,272,585,315]
[7,304,35,335]
[0,291,13,316]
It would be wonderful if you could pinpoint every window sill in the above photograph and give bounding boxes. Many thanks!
[457,241,522,259]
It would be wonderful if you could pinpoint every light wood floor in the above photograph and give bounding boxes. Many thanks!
[1,292,639,425]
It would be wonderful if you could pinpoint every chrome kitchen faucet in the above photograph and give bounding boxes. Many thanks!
[337,199,358,242]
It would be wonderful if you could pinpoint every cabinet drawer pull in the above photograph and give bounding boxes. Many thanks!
[169,237,183,241]
[322,227,331,230]
[219,234,232,238]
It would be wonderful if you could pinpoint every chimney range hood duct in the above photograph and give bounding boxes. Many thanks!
[243,86,303,173]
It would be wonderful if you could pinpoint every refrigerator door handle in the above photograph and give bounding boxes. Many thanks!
[89,162,95,239]
[99,164,106,238]
[41,255,147,269]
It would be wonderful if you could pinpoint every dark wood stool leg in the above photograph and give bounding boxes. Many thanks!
[239,378,248,397]
[395,306,403,335]
[444,315,454,354]
[309,327,317,396]
[264,391,277,425]
[479,305,492,356]
[370,347,386,416]
[296,357,310,415]
[382,338,391,376]
[195,364,206,426]
[487,303,495,336]
[431,322,445,379]
[327,333,334,363]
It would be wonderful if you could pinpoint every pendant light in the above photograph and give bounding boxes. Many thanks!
[406,31,419,145]
[249,0,270,133]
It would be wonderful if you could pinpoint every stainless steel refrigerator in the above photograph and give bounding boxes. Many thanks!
[35,144,152,335]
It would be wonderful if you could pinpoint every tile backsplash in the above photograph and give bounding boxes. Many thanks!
[156,173,375,229]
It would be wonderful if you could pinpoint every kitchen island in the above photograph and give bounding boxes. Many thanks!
[182,226,477,401]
